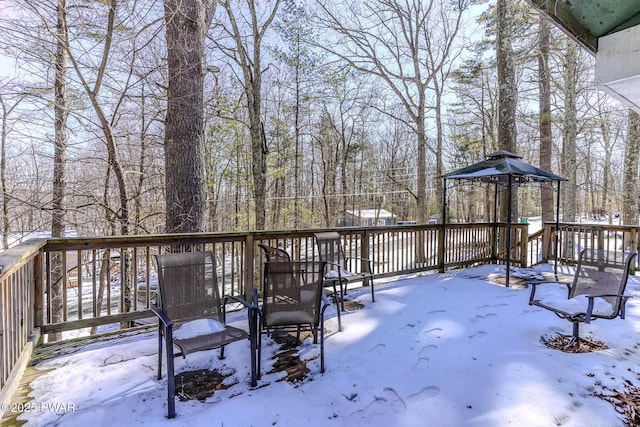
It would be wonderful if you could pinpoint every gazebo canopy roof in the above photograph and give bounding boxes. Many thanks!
[441,150,567,185]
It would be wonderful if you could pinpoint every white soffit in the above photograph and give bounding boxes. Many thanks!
[595,24,640,114]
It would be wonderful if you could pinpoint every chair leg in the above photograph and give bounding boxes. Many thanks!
[320,316,325,373]
[332,283,342,332]
[566,322,582,347]
[370,278,375,303]
[257,315,263,379]
[250,288,260,385]
[165,329,176,419]
[563,322,581,348]
[157,325,163,380]
[572,322,580,340]
[219,345,226,360]
[249,308,258,387]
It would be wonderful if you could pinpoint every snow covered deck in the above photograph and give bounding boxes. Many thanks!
[5,264,640,426]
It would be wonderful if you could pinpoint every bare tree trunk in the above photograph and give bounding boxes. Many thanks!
[0,96,8,250]
[496,0,517,151]
[340,133,348,228]
[496,0,518,223]
[163,0,215,233]
[416,89,428,226]
[562,40,578,253]
[64,0,130,236]
[49,0,69,342]
[0,91,24,250]
[63,0,134,321]
[538,15,554,224]
[294,60,301,229]
[318,111,338,227]
[220,0,281,231]
[601,128,613,224]
[434,78,444,223]
[623,110,640,226]
[415,91,429,264]
[133,82,148,234]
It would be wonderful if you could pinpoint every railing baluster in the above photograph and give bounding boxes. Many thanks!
[91,249,97,318]
[106,249,111,316]
[77,249,83,320]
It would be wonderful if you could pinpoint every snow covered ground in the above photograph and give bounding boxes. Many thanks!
[12,262,640,427]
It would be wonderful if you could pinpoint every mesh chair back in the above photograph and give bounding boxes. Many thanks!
[155,251,223,323]
[258,244,291,262]
[314,232,345,268]
[570,249,636,315]
[262,261,326,328]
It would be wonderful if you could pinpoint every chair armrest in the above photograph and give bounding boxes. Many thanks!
[528,281,571,305]
[585,294,633,320]
[325,261,342,270]
[323,261,343,281]
[321,291,332,306]
[150,304,173,329]
[320,299,330,317]
[224,294,254,309]
[224,292,260,328]
[347,256,371,263]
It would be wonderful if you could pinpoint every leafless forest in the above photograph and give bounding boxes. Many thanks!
[0,0,636,247]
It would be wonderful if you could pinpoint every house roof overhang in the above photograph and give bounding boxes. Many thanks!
[526,0,640,53]
[526,1,640,113]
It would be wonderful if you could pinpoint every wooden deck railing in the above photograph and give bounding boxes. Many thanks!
[1,221,637,402]
[0,239,44,404]
[554,222,640,267]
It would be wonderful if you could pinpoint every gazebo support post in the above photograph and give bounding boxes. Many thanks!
[506,175,513,288]
[492,182,498,263]
[439,178,447,273]
[554,180,561,278]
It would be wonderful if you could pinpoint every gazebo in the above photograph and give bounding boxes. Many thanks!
[440,150,567,286]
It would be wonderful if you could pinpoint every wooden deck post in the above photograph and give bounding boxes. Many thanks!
[518,224,528,267]
[244,234,255,300]
[34,251,43,333]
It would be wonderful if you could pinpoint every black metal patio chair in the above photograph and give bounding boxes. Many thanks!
[152,251,258,419]
[256,260,329,375]
[314,231,375,316]
[529,248,637,346]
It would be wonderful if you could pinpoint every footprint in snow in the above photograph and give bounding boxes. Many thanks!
[418,344,438,357]
[408,385,441,400]
[369,343,386,353]
[476,303,508,309]
[412,357,430,371]
[378,387,407,413]
[471,313,498,322]
[346,387,407,420]
[469,331,487,339]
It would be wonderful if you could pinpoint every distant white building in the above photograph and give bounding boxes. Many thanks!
[340,209,395,227]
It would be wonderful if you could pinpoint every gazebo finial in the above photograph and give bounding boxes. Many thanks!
[486,150,521,160]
